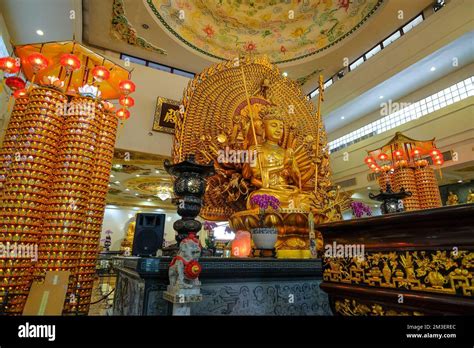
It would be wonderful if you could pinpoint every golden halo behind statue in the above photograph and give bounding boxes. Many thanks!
[173,55,331,220]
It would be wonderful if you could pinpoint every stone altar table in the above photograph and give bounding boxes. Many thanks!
[112,257,331,316]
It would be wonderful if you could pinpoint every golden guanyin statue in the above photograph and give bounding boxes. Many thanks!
[243,105,315,211]
[171,55,351,258]
[467,189,474,204]
[446,191,459,206]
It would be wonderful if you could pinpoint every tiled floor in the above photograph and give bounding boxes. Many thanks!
[88,275,116,316]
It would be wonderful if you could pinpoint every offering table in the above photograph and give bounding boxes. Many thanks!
[112,257,331,316]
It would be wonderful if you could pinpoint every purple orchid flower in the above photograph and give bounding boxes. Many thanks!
[351,201,372,218]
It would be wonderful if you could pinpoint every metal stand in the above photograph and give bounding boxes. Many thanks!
[162,155,214,315]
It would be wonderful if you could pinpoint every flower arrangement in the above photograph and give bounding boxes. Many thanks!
[250,194,280,210]
[203,221,217,233]
[351,201,372,218]
[250,194,280,226]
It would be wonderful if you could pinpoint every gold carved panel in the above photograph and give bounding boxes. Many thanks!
[324,250,473,296]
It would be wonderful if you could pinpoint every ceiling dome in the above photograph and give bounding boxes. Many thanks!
[146,0,384,63]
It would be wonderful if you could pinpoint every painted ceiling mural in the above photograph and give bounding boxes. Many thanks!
[146,0,384,63]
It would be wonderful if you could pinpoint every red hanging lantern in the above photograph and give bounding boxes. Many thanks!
[364,156,375,164]
[369,163,377,170]
[435,158,444,166]
[5,76,26,91]
[27,53,49,72]
[119,95,135,107]
[411,148,422,157]
[393,149,403,158]
[378,153,388,161]
[430,148,440,157]
[13,89,28,99]
[91,65,110,82]
[0,57,20,74]
[60,54,81,72]
[119,80,136,95]
[116,108,130,120]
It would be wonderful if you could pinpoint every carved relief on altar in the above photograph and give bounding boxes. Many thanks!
[334,298,424,316]
[324,250,474,296]
[191,280,332,316]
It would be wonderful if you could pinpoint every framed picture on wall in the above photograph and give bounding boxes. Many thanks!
[153,96,179,134]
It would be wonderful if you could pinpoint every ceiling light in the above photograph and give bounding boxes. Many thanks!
[282,72,288,77]
[147,198,151,202]
[108,184,111,187]
[458,179,463,183]
[430,66,436,72]
[155,170,160,174]
[114,181,120,184]
[136,174,140,177]
[166,216,172,222]
[135,193,139,196]
[379,95,384,99]
[125,188,130,191]
[341,116,345,120]
[110,174,114,178]
[36,29,44,36]
[367,186,371,190]
[113,164,122,169]
[374,204,379,208]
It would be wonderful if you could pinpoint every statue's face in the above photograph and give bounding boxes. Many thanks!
[180,240,201,260]
[263,119,284,142]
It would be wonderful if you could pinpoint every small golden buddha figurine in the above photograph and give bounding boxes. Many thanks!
[120,219,136,251]
[466,189,474,204]
[243,105,314,210]
[446,191,459,205]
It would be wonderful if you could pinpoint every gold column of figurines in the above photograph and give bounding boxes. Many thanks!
[76,106,118,314]
[366,133,443,211]
[0,95,29,194]
[0,87,67,314]
[392,163,420,211]
[0,95,30,315]
[377,166,393,191]
[414,159,442,209]
[35,96,101,314]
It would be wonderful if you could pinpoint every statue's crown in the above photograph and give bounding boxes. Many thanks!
[260,104,286,121]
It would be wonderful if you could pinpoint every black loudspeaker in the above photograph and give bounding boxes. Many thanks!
[132,213,165,257]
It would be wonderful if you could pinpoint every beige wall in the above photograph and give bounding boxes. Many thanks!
[328,63,474,141]
[100,206,213,252]
[328,62,474,192]
[319,0,474,117]
[329,96,474,191]
[100,206,180,252]
[111,60,191,156]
